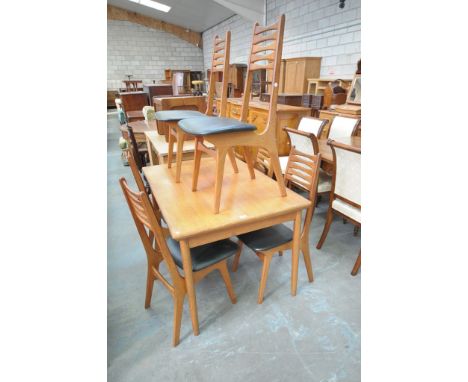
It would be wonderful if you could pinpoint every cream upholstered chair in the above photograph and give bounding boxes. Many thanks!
[316,139,361,275]
[278,116,327,174]
[280,127,332,196]
[327,116,360,139]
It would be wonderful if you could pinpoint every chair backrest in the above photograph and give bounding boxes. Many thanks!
[206,31,231,118]
[328,116,360,139]
[283,127,319,157]
[239,15,285,140]
[120,92,149,113]
[126,125,143,171]
[329,141,361,208]
[283,144,321,235]
[297,116,328,137]
[119,177,184,290]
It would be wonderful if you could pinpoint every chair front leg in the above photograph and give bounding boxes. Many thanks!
[172,292,185,347]
[243,147,256,180]
[317,208,334,249]
[167,126,175,168]
[175,128,185,183]
[257,253,272,304]
[214,147,228,214]
[227,147,239,173]
[145,269,155,309]
[231,241,243,272]
[269,151,287,197]
[218,261,237,304]
[351,250,361,276]
[192,137,203,192]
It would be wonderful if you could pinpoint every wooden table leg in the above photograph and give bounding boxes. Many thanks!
[291,211,302,296]
[175,127,185,183]
[180,240,199,336]
[146,135,157,166]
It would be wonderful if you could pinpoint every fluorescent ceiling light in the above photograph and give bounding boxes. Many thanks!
[128,0,171,13]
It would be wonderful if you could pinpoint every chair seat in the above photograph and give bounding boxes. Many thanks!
[178,116,256,136]
[238,224,293,252]
[332,199,361,223]
[166,237,238,272]
[155,110,204,122]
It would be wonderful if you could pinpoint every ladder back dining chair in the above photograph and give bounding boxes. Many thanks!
[316,140,361,275]
[233,143,321,303]
[156,31,238,183]
[178,15,287,214]
[119,177,238,346]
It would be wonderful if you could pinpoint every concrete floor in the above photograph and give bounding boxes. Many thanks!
[107,111,361,382]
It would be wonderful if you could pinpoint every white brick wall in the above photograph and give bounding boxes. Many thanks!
[202,0,361,79]
[202,15,253,73]
[107,20,204,90]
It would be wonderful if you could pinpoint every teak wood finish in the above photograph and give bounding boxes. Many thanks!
[233,149,322,303]
[166,32,239,186]
[316,139,361,275]
[119,178,237,347]
[191,15,288,214]
[143,158,310,336]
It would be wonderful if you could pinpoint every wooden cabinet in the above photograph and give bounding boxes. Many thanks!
[282,57,322,93]
[216,98,311,156]
[318,109,361,138]
[267,57,322,93]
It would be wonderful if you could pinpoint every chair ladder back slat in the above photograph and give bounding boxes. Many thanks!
[119,178,184,291]
[206,31,231,118]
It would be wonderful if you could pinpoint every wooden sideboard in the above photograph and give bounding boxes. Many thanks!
[318,109,361,138]
[216,98,311,156]
[153,96,207,140]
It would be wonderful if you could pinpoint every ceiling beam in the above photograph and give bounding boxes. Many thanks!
[107,5,202,48]
[213,0,265,23]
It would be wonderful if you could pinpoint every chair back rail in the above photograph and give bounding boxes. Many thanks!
[119,177,185,291]
[206,32,231,118]
[284,146,321,236]
[240,15,285,140]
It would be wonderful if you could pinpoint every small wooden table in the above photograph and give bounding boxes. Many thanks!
[143,159,311,336]
[145,131,214,165]
[122,120,157,143]
[318,136,361,172]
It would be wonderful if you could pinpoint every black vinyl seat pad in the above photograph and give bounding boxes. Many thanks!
[178,116,256,136]
[154,110,204,122]
[166,237,238,272]
[237,224,293,252]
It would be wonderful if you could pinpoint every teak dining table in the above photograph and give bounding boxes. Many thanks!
[143,158,311,336]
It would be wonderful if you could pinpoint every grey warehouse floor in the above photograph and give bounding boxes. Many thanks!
[107,111,361,382]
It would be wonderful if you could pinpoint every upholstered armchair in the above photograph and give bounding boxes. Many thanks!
[327,116,360,139]
[317,139,361,275]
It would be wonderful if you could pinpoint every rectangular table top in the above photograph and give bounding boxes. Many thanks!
[318,136,361,164]
[125,119,157,134]
[143,158,310,243]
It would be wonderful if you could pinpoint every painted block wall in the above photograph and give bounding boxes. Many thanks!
[202,0,361,78]
[107,20,204,90]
